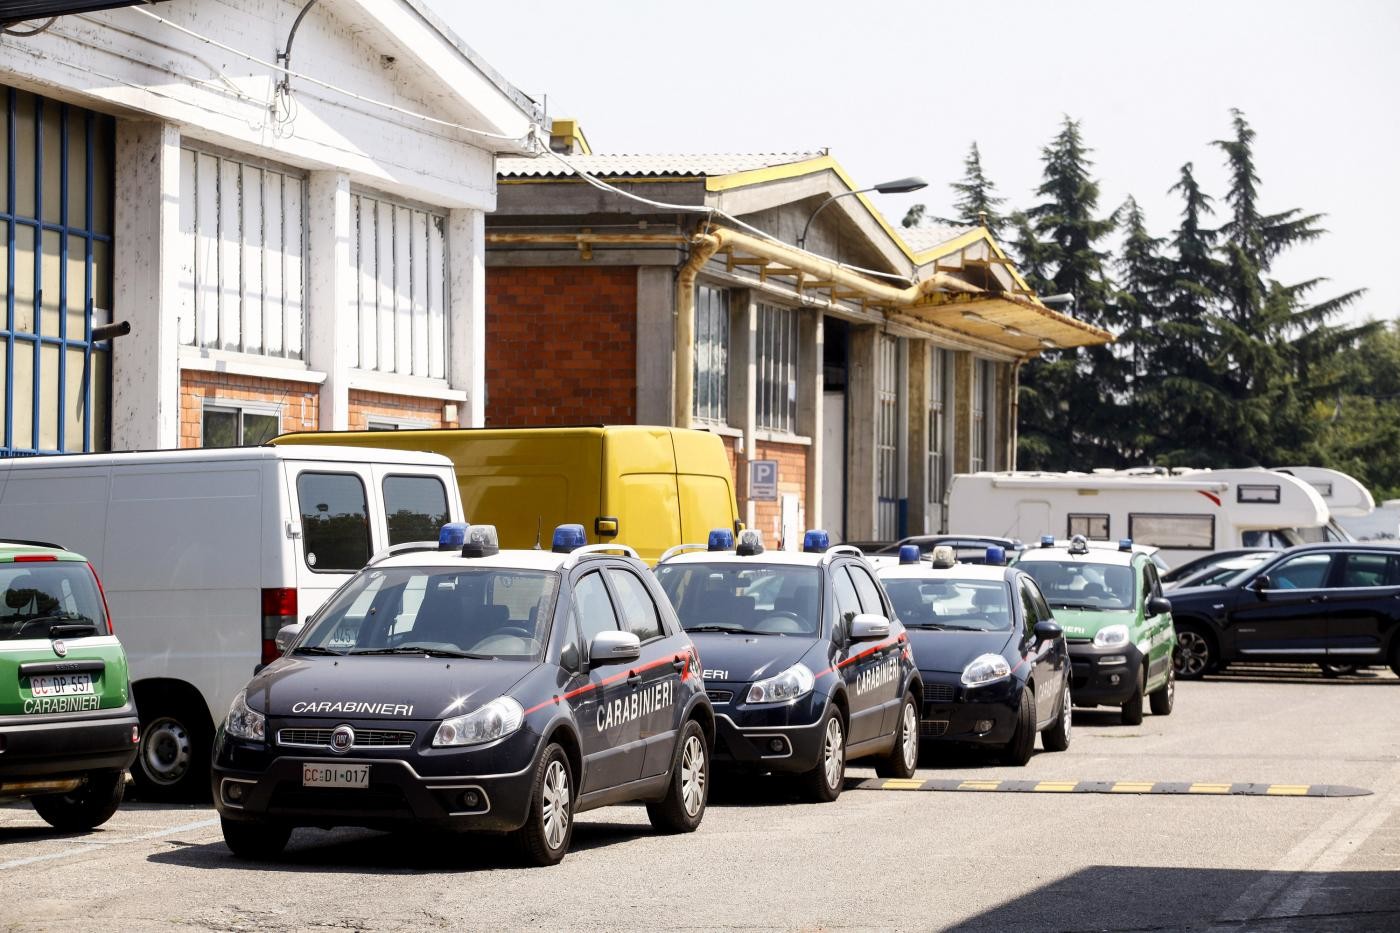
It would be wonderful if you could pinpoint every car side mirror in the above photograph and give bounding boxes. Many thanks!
[589,630,641,664]
[274,622,304,653]
[1249,575,1272,597]
[1033,619,1063,642]
[1147,596,1173,616]
[850,613,890,641]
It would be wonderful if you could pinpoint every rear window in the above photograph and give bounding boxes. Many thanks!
[0,561,107,640]
[383,475,450,546]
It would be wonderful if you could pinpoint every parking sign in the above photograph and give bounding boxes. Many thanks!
[749,460,778,501]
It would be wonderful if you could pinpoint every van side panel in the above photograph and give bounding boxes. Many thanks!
[0,468,112,559]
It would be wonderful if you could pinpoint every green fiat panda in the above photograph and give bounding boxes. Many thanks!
[0,541,138,830]
[1016,536,1176,725]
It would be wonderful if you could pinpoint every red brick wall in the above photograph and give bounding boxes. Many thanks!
[348,390,452,431]
[751,440,808,549]
[179,370,319,448]
[485,266,637,426]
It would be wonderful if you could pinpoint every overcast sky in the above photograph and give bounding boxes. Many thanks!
[433,0,1399,325]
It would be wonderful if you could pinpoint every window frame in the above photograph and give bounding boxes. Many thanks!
[693,284,730,426]
[380,473,451,548]
[295,470,372,574]
[1068,513,1111,540]
[201,401,281,448]
[755,302,799,435]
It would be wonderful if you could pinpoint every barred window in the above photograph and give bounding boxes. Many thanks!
[756,303,799,433]
[350,192,446,379]
[178,148,306,358]
[693,285,729,424]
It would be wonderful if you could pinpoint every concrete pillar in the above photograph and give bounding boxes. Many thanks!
[636,267,676,425]
[952,351,974,473]
[905,340,930,534]
[799,311,823,538]
[845,325,878,540]
[111,121,181,451]
[729,290,757,526]
[448,208,486,426]
[306,172,352,431]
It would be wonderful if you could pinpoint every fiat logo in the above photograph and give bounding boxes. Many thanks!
[52,640,67,658]
[331,725,354,753]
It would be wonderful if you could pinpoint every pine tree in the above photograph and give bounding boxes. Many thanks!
[901,204,925,229]
[935,142,1006,238]
[1111,196,1168,461]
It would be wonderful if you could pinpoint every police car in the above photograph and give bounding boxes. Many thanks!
[654,530,920,802]
[876,545,1071,766]
[211,524,713,866]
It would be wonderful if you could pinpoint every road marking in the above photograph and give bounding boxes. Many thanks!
[849,778,1372,797]
[0,817,219,871]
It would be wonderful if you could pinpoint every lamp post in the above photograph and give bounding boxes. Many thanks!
[796,176,928,251]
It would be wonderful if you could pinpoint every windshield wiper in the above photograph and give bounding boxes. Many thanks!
[23,615,97,636]
[350,646,489,659]
[292,645,344,656]
[685,625,775,636]
[903,622,946,630]
[1051,602,1101,611]
[933,624,993,632]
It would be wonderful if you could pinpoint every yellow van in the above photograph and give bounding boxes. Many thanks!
[272,426,740,564]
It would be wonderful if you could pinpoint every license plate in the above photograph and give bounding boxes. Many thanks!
[301,764,370,789]
[28,673,94,696]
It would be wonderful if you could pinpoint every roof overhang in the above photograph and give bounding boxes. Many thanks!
[0,0,162,26]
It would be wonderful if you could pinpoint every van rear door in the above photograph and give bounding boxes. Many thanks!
[286,462,378,622]
[371,465,460,549]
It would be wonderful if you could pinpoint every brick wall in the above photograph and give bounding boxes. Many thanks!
[485,266,637,426]
[178,370,319,448]
[751,439,808,550]
[348,390,451,431]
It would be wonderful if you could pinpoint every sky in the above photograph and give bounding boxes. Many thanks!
[432,0,1400,326]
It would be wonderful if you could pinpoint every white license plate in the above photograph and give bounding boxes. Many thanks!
[28,673,94,696]
[301,764,370,789]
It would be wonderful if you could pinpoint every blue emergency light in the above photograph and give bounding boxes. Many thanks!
[985,546,1006,566]
[802,529,831,553]
[1040,535,1055,547]
[898,545,921,565]
[438,522,468,550]
[551,524,587,554]
[1118,538,1133,551]
[708,529,735,551]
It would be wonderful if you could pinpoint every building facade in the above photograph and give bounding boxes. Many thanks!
[0,0,539,454]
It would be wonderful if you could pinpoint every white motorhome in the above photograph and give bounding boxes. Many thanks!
[0,446,463,798]
[946,468,1337,568]
[1274,466,1398,541]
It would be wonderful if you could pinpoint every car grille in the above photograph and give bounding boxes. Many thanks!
[920,720,949,738]
[706,690,734,704]
[923,682,955,704]
[277,728,416,750]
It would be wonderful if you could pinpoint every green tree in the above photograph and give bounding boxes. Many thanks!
[935,142,1006,238]
[901,203,925,228]
[1111,195,1169,461]
[1310,321,1400,500]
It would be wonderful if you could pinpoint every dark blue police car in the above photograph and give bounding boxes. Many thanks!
[212,523,713,866]
[654,530,920,802]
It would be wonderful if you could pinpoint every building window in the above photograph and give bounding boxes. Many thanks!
[1,87,114,455]
[971,359,996,472]
[178,148,305,359]
[756,303,798,434]
[928,347,951,521]
[876,335,900,539]
[693,285,729,424]
[350,191,446,379]
[202,404,279,448]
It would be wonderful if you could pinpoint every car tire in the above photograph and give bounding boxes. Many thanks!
[875,693,920,778]
[1150,663,1176,715]
[1173,623,1215,680]
[647,720,709,834]
[1003,685,1036,766]
[799,709,846,803]
[516,743,574,866]
[1122,665,1145,726]
[1041,678,1072,752]
[133,709,210,802]
[31,770,124,832]
[220,817,290,860]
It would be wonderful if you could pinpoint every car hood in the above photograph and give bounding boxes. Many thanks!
[247,655,538,721]
[904,628,1014,674]
[1050,608,1138,640]
[688,632,821,684]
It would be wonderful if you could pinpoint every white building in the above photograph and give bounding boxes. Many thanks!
[0,0,539,454]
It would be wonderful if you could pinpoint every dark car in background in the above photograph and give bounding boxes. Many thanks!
[1160,548,1280,587]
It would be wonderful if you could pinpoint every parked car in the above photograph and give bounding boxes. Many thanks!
[1167,543,1400,679]
[876,545,1071,765]
[212,523,712,866]
[1160,548,1281,587]
[0,541,139,831]
[1016,536,1177,724]
[1166,551,1279,590]
[654,529,920,802]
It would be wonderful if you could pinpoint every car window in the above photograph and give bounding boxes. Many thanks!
[847,564,887,617]
[654,563,820,636]
[1019,560,1136,610]
[1143,563,1163,599]
[382,475,450,546]
[607,568,664,642]
[1027,578,1054,622]
[1336,553,1400,588]
[830,566,863,625]
[881,577,1013,632]
[572,571,622,647]
[1267,553,1334,590]
[1019,580,1042,634]
[298,472,371,572]
[0,562,108,640]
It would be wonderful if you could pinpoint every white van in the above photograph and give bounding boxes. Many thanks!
[0,446,463,799]
[946,468,1337,568]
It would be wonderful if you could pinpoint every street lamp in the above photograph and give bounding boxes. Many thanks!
[796,176,928,250]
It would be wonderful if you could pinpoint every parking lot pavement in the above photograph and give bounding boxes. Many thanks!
[3,668,1398,932]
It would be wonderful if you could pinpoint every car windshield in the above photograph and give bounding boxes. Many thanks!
[654,563,820,636]
[300,566,560,661]
[1188,557,1271,588]
[882,578,1013,632]
[1019,560,1136,610]
[0,561,106,640]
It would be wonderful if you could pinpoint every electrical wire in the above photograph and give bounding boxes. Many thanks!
[1,17,56,36]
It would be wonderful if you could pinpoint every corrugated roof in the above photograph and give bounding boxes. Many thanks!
[499,152,826,179]
[899,223,977,253]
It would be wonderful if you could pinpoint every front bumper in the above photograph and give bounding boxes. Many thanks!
[915,673,1020,746]
[704,686,827,774]
[1068,641,1145,705]
[211,719,542,833]
[0,705,139,784]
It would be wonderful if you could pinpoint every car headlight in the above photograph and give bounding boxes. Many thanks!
[1093,624,1130,648]
[961,653,1012,687]
[433,697,524,748]
[225,689,265,742]
[746,663,815,705]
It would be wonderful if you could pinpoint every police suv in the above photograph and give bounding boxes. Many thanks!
[212,524,713,866]
[654,530,920,802]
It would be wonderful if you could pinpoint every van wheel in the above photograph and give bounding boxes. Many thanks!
[875,693,919,778]
[31,770,124,832]
[799,711,846,803]
[516,744,573,866]
[1121,665,1145,726]
[647,720,709,834]
[1003,686,1036,766]
[1150,664,1176,715]
[134,710,209,801]
[221,818,290,860]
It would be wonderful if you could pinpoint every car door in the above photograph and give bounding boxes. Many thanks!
[1326,551,1400,663]
[1227,552,1336,658]
[566,569,643,793]
[843,562,903,741]
[604,564,684,779]
[1140,561,1173,689]
[1019,578,1061,724]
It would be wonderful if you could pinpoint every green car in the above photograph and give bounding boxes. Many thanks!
[1015,536,1177,725]
[0,541,138,830]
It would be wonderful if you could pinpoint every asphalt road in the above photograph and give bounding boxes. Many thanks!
[3,665,1398,932]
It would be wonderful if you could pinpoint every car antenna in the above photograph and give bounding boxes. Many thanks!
[532,516,543,550]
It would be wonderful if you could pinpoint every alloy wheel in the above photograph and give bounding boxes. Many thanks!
[900,702,918,771]
[541,759,570,850]
[680,735,706,817]
[1176,630,1211,677]
[823,717,845,790]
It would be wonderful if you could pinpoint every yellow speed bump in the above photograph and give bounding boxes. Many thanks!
[849,778,1370,797]
[1033,781,1078,793]
[1110,782,1156,794]
[1266,784,1312,796]
[1188,783,1232,794]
